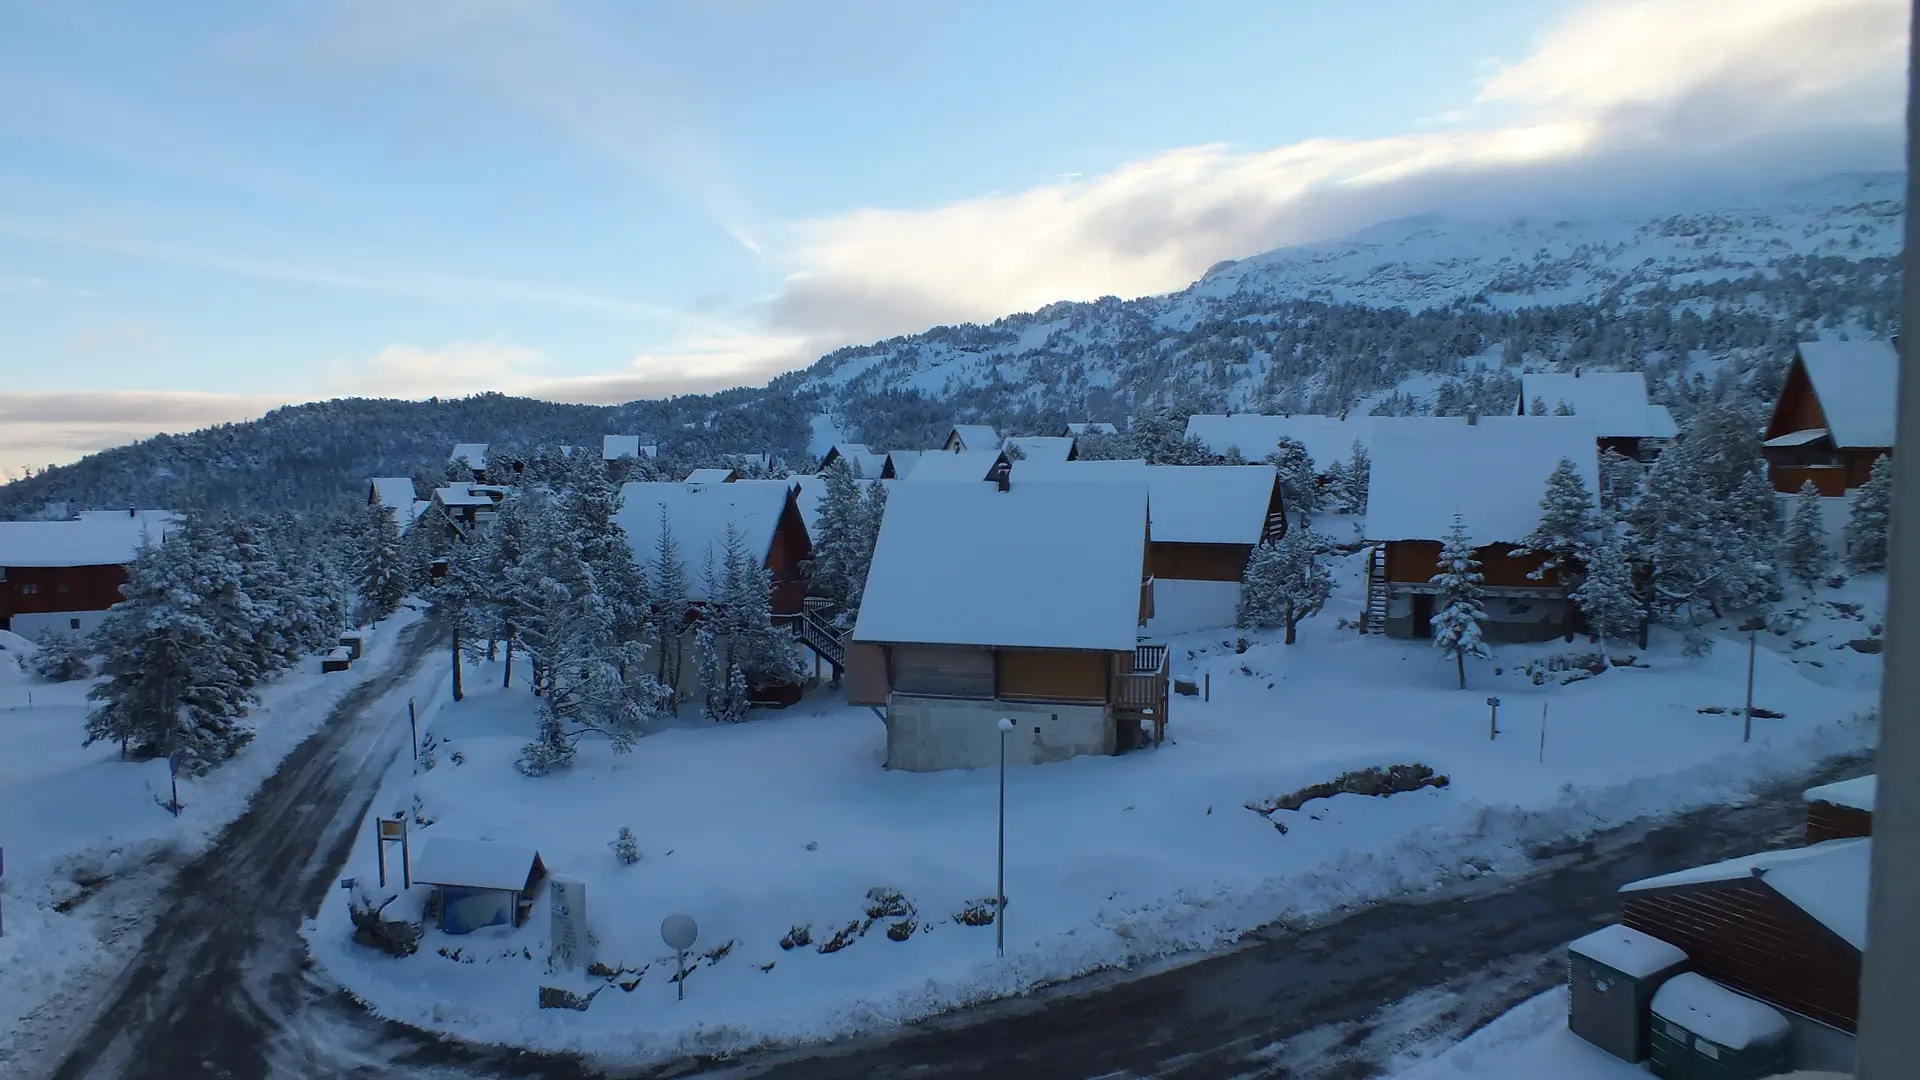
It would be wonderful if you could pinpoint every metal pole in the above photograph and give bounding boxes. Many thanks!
[399,815,411,889]
[1203,672,1210,702]
[1538,702,1547,763]
[409,698,418,761]
[997,726,1007,959]
[677,949,686,1001]
[1856,11,1920,1070]
[1742,626,1757,743]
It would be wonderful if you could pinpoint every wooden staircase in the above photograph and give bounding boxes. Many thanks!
[1363,546,1388,634]
[794,605,850,678]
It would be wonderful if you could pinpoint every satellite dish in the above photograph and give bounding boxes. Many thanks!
[661,913,698,951]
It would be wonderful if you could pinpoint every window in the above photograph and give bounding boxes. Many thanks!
[57,581,70,593]
[21,583,37,595]
[70,618,81,630]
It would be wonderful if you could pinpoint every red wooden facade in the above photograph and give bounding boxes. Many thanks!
[1382,541,1561,589]
[1762,357,1892,493]
[0,563,129,633]
[1805,801,1872,844]
[764,492,812,616]
[1622,878,1861,1033]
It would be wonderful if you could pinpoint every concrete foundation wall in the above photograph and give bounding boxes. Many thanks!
[1146,578,1242,635]
[1382,592,1571,643]
[885,694,1112,772]
[6,609,109,641]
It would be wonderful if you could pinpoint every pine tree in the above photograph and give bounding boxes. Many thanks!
[1265,437,1320,525]
[1571,512,1643,656]
[1783,481,1830,590]
[31,629,91,682]
[1428,513,1490,689]
[1553,399,1575,415]
[1597,448,1642,513]
[1339,439,1370,514]
[1529,395,1548,416]
[1236,526,1334,644]
[851,477,888,613]
[1845,454,1892,571]
[808,459,865,611]
[650,507,690,694]
[1517,457,1594,589]
[355,502,409,623]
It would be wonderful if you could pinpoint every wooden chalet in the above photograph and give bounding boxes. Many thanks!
[1002,435,1077,462]
[1060,422,1118,437]
[1185,413,1372,478]
[1804,775,1874,843]
[880,450,923,479]
[602,435,656,461]
[449,442,492,483]
[615,479,812,618]
[940,423,1001,453]
[368,477,427,534]
[430,482,510,535]
[1014,458,1286,634]
[1515,370,1676,461]
[1362,416,1598,642]
[1621,839,1869,1069]
[818,443,889,477]
[846,477,1168,771]
[0,511,176,639]
[897,450,1003,483]
[684,467,740,485]
[1762,340,1898,494]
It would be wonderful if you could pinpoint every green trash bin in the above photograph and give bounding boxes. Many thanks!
[1566,923,1689,1062]
[1648,973,1793,1080]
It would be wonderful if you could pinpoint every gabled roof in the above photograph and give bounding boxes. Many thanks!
[735,476,847,536]
[603,435,656,460]
[899,451,1001,482]
[615,480,799,599]
[822,443,888,478]
[450,443,489,470]
[684,468,738,485]
[1062,422,1118,436]
[943,424,1001,452]
[1795,340,1899,448]
[1003,436,1076,463]
[1621,837,1870,951]
[433,483,507,508]
[1366,416,1598,546]
[1013,459,1280,545]
[0,514,176,568]
[412,838,544,893]
[882,450,924,479]
[369,477,415,512]
[1184,414,1372,470]
[855,480,1147,652]
[1518,371,1673,439]
[1805,774,1875,813]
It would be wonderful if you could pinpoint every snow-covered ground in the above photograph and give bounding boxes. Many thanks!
[1385,989,1645,1080]
[0,608,423,1047]
[306,548,1882,1066]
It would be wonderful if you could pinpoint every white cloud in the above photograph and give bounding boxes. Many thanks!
[0,390,290,476]
[323,339,551,399]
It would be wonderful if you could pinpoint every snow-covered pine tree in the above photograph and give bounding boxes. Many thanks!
[1783,481,1830,591]
[1529,395,1548,416]
[1127,405,1216,465]
[1517,457,1594,591]
[1428,513,1491,689]
[355,501,410,624]
[558,449,651,648]
[86,529,260,773]
[808,458,865,611]
[1845,454,1891,571]
[649,507,691,696]
[222,515,297,677]
[1221,444,1247,466]
[1265,437,1320,525]
[431,524,492,702]
[851,477,888,614]
[31,629,91,682]
[1339,439,1370,514]
[1553,399,1575,415]
[1235,526,1334,644]
[1597,448,1643,513]
[1570,511,1643,658]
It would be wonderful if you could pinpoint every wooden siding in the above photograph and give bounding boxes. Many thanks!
[889,644,995,698]
[1622,879,1861,1033]
[0,563,129,630]
[843,642,890,706]
[997,649,1111,703]
[765,493,813,616]
[1384,541,1560,588]
[1806,802,1872,844]
[1764,358,1829,442]
[1150,542,1253,583]
[1768,464,1851,496]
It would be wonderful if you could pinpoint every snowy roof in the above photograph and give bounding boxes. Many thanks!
[1762,427,1830,448]
[434,484,499,507]
[1365,416,1598,545]
[1003,436,1076,463]
[1518,371,1670,439]
[1063,422,1118,436]
[0,515,175,568]
[1621,837,1870,950]
[450,443,489,469]
[943,424,1001,452]
[603,435,655,460]
[684,468,738,485]
[412,838,543,893]
[899,451,1001,483]
[735,476,841,535]
[855,480,1148,651]
[883,450,925,478]
[1650,973,1790,1050]
[823,443,889,478]
[74,509,180,528]
[1567,923,1687,977]
[615,480,799,599]
[369,477,414,512]
[1184,414,1372,470]
[1013,459,1280,545]
[1797,340,1899,448]
[1804,774,1875,813]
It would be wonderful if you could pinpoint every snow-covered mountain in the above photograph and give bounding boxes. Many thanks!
[0,173,1903,517]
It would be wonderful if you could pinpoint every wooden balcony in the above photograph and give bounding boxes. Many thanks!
[1115,644,1170,748]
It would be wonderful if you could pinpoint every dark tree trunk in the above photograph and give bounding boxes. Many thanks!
[451,625,464,702]
[1283,600,1298,645]
[1456,651,1467,690]
[504,629,514,689]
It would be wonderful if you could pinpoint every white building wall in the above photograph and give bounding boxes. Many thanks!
[885,695,1112,772]
[7,609,109,641]
[1146,578,1242,636]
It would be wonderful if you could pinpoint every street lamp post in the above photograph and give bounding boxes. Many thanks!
[996,717,1013,958]
[1740,616,1766,743]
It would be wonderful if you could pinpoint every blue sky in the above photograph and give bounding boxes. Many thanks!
[0,0,1905,468]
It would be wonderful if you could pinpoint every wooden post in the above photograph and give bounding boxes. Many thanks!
[1538,702,1548,763]
[376,823,388,888]
[1203,672,1210,702]
[409,698,419,762]
[399,815,411,889]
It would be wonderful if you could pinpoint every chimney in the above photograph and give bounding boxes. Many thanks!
[1573,366,1581,378]
[1467,407,1478,426]
[993,460,1011,492]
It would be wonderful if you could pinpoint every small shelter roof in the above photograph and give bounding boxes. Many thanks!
[1567,923,1687,978]
[1804,774,1875,813]
[412,838,545,893]
[1621,837,1870,950]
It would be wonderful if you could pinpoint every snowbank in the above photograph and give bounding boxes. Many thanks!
[0,609,424,1048]
[306,555,1882,1066]
[1388,990,1646,1079]
[1651,973,1790,1050]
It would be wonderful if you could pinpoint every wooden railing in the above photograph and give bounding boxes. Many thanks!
[1116,644,1170,747]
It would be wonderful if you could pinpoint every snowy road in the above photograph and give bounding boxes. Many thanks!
[31,647,1864,1080]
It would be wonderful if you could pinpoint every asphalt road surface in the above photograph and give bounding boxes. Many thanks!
[30,632,1869,1080]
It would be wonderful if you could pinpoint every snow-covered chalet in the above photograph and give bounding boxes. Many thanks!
[1185,413,1373,479]
[1761,339,1898,494]
[0,510,177,639]
[1362,415,1598,642]
[1514,370,1677,461]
